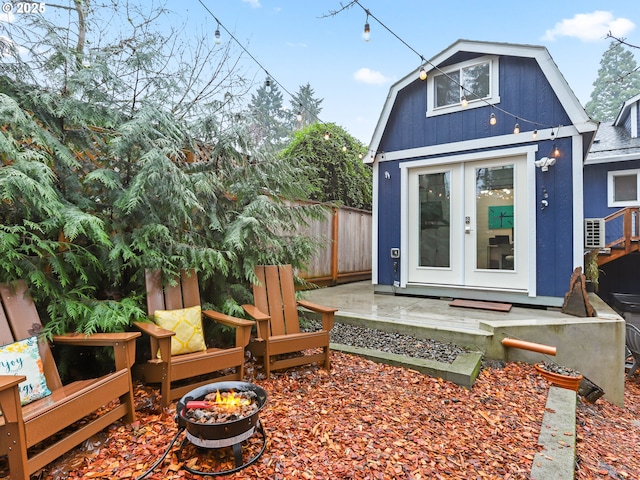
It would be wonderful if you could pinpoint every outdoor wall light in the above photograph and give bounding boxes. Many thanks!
[534,156,556,172]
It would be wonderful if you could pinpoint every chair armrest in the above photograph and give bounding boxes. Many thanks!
[242,304,270,341]
[241,304,270,322]
[52,332,141,346]
[202,310,255,328]
[297,300,338,315]
[53,332,141,370]
[203,310,254,348]
[297,300,337,332]
[132,321,175,339]
[0,375,25,391]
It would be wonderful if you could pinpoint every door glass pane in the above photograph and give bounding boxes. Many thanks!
[475,165,514,270]
[418,172,450,267]
[614,174,637,202]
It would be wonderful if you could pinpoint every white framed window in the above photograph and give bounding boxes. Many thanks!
[427,55,500,117]
[608,169,640,207]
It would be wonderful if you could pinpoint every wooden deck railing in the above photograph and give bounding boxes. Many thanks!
[598,207,640,265]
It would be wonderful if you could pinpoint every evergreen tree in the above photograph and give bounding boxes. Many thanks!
[0,1,326,336]
[246,79,293,151]
[290,83,323,129]
[586,41,640,122]
[280,123,372,210]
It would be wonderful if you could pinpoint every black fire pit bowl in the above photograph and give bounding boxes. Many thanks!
[176,381,267,446]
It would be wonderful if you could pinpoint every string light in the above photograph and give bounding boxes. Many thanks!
[513,119,520,134]
[214,23,221,44]
[196,1,339,144]
[324,131,330,140]
[363,11,370,42]
[342,0,564,147]
[553,144,560,157]
[419,66,427,81]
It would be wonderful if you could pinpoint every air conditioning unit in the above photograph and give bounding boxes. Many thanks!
[584,218,605,249]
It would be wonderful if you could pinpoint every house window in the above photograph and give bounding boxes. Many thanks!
[427,56,499,117]
[608,169,640,207]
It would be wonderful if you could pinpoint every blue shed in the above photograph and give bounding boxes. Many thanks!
[367,39,598,307]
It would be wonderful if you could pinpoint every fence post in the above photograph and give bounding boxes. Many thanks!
[331,207,339,285]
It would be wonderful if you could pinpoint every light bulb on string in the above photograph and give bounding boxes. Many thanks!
[342,145,347,152]
[363,11,370,42]
[419,66,427,81]
[553,144,560,157]
[324,131,330,140]
[461,96,468,108]
[532,129,538,140]
[264,75,272,93]
[215,23,221,44]
[489,112,497,126]
[513,120,520,134]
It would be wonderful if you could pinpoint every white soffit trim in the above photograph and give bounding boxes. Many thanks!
[380,125,575,163]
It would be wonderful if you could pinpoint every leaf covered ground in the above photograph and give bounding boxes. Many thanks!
[26,352,640,479]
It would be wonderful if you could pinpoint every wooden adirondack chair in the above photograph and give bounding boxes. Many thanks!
[0,280,140,480]
[133,269,254,407]
[242,264,337,378]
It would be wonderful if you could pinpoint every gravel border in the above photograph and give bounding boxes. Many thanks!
[304,319,466,364]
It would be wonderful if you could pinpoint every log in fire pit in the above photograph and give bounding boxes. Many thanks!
[175,381,268,475]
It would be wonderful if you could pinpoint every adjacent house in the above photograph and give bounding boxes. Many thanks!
[367,39,599,307]
[583,94,640,308]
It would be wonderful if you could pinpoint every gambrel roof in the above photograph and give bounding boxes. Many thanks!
[368,39,597,161]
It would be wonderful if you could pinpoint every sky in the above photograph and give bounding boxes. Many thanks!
[168,0,638,144]
[3,1,639,145]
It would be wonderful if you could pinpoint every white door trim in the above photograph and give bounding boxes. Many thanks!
[400,145,538,296]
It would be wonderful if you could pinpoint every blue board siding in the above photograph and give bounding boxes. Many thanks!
[584,160,640,218]
[535,137,574,297]
[374,51,581,301]
[379,57,571,154]
[377,160,402,286]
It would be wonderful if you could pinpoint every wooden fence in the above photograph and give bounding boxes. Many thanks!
[298,206,372,286]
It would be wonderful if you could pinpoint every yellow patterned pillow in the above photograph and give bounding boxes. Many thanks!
[154,306,207,357]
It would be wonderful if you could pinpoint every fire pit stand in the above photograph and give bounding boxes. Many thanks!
[175,381,268,476]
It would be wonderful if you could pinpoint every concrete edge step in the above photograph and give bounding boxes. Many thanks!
[330,343,483,389]
[530,386,577,480]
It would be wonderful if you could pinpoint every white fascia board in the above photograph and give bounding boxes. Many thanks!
[371,161,379,284]
[584,152,640,165]
[379,125,578,163]
[573,135,585,271]
[614,93,640,126]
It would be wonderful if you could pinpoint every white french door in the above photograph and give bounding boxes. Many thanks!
[407,155,529,291]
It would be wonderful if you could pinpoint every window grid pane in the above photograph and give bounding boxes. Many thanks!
[614,174,638,202]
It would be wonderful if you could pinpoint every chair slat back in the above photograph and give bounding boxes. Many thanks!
[146,269,201,316]
[626,323,640,355]
[255,265,300,337]
[0,281,63,390]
